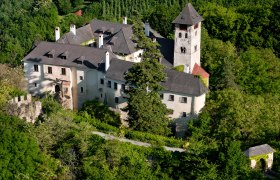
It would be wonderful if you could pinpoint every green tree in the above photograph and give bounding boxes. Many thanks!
[124,18,170,136]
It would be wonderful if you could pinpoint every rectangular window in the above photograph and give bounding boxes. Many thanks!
[34,65,39,72]
[160,93,164,99]
[114,82,118,90]
[108,81,111,88]
[180,97,187,103]
[194,23,198,29]
[80,76,83,80]
[182,112,187,117]
[80,87,84,93]
[61,68,66,75]
[121,84,125,91]
[115,97,119,103]
[168,95,174,101]
[185,33,188,38]
[100,78,104,84]
[195,31,197,36]
[48,66,52,74]
[194,45,197,52]
[34,83,37,87]
[178,32,182,38]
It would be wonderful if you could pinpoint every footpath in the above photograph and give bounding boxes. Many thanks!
[92,131,186,152]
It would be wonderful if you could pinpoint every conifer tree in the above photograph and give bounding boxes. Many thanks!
[124,18,170,136]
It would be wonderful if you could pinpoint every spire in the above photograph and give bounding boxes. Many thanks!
[172,3,203,25]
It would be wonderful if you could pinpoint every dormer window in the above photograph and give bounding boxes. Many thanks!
[61,51,69,59]
[47,50,55,58]
[75,56,85,64]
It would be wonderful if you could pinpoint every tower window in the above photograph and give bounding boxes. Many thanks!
[34,65,39,72]
[61,68,66,75]
[114,82,118,90]
[108,81,111,88]
[181,47,186,53]
[100,78,104,84]
[178,32,182,38]
[185,33,188,38]
[194,45,198,52]
[48,66,52,74]
[168,95,174,101]
[194,24,198,29]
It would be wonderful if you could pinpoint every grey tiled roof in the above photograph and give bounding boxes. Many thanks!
[106,59,207,96]
[104,27,137,55]
[162,69,207,96]
[172,3,203,25]
[57,19,137,55]
[106,59,134,82]
[22,41,116,70]
[57,24,93,45]
[244,144,275,157]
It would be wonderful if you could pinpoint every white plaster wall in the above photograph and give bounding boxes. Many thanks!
[115,49,143,63]
[104,78,127,108]
[250,159,257,169]
[194,93,206,114]
[268,153,274,169]
[173,22,201,71]
[24,62,43,95]
[161,91,193,119]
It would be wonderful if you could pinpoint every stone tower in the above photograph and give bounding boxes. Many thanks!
[172,3,203,72]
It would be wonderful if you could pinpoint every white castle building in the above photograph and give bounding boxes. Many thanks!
[22,3,209,127]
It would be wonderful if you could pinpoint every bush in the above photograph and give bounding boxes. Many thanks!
[80,100,121,127]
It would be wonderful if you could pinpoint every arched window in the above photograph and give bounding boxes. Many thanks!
[178,32,182,38]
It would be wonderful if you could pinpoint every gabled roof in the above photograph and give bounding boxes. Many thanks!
[106,59,207,96]
[244,144,275,157]
[162,69,207,96]
[192,63,209,78]
[104,27,137,55]
[57,24,93,45]
[22,41,116,70]
[57,19,137,55]
[172,3,203,25]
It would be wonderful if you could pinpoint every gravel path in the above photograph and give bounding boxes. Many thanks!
[92,131,186,152]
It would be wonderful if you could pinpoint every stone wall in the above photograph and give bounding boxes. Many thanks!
[8,94,42,123]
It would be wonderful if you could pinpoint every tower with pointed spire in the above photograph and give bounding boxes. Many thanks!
[172,3,203,72]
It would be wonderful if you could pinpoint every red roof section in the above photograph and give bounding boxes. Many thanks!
[74,10,82,16]
[192,63,209,78]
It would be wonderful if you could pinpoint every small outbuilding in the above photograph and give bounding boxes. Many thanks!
[244,144,275,171]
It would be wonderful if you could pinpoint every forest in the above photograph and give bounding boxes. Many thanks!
[0,0,280,179]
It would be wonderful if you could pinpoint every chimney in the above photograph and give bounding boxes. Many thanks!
[105,51,110,71]
[55,27,60,41]
[184,64,190,74]
[70,24,76,35]
[98,33,104,48]
[123,16,127,24]
[145,20,150,37]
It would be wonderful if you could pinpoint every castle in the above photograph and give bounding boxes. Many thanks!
[22,3,209,128]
